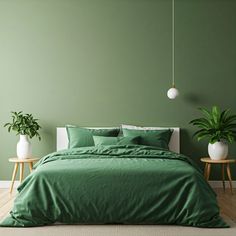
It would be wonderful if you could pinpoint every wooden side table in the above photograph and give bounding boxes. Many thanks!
[201,157,236,194]
[9,157,39,194]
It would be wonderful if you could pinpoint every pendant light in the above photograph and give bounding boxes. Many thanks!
[167,0,179,99]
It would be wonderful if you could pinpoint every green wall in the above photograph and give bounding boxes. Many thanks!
[0,0,236,180]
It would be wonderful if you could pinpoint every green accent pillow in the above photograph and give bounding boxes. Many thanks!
[93,136,140,146]
[66,126,120,148]
[122,128,173,149]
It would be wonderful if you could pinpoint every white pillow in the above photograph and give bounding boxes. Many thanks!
[67,125,120,130]
[121,124,170,131]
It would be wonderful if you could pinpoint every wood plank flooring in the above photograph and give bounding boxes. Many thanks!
[215,188,236,222]
[0,188,235,223]
[0,189,17,221]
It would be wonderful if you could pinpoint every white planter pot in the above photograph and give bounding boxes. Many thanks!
[208,141,228,160]
[17,135,32,159]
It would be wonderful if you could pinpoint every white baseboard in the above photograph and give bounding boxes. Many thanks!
[0,180,235,189]
[0,181,20,189]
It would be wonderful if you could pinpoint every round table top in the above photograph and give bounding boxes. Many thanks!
[200,157,236,164]
[9,157,39,163]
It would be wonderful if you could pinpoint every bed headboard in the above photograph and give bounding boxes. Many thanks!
[56,127,180,153]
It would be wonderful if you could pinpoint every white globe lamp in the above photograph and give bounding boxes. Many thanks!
[167,86,179,99]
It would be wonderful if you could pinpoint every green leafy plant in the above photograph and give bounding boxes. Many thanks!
[4,111,42,140]
[189,106,236,144]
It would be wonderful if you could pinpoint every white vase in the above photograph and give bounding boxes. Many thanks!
[17,135,32,159]
[208,141,228,160]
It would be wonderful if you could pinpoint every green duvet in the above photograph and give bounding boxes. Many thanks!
[0,145,228,227]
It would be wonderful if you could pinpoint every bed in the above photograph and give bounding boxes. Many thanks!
[0,126,228,228]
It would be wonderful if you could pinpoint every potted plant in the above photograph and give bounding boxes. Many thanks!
[189,106,236,160]
[4,111,41,159]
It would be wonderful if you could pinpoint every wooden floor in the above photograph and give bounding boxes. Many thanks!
[0,188,235,223]
[215,188,236,223]
[0,188,17,221]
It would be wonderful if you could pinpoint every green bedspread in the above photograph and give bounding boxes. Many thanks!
[0,145,228,227]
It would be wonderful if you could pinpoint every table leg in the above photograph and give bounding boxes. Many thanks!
[222,164,225,192]
[226,163,233,194]
[206,163,211,181]
[29,162,33,172]
[10,163,19,194]
[20,163,24,183]
[204,163,208,179]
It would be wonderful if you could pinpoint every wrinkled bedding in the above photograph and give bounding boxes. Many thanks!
[0,145,228,227]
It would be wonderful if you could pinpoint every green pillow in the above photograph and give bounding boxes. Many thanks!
[122,128,173,149]
[93,136,140,146]
[66,126,120,148]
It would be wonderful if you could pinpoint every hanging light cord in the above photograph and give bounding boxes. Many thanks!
[172,0,175,88]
